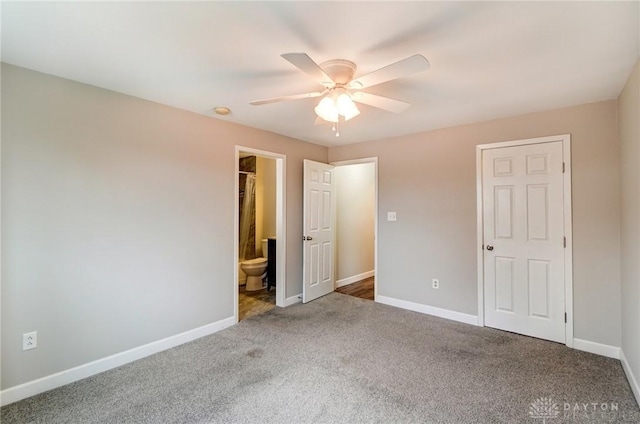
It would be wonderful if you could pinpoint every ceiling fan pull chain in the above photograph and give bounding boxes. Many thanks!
[335,121,340,137]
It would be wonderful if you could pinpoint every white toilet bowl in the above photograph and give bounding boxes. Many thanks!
[240,240,269,291]
[240,257,268,291]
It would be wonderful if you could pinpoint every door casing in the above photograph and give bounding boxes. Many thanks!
[234,146,287,322]
[476,134,573,347]
[330,157,379,301]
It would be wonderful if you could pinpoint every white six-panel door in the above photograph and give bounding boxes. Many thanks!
[303,160,336,303]
[482,141,566,343]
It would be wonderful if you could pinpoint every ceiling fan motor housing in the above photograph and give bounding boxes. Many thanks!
[319,59,357,86]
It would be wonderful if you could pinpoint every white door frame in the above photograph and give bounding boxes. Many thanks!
[234,146,287,323]
[330,157,379,301]
[476,134,573,347]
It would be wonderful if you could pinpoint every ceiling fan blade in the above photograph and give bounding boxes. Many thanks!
[350,54,430,89]
[250,91,324,106]
[352,92,411,113]
[281,53,334,88]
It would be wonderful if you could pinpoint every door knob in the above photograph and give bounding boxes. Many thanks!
[303,236,313,241]
[486,245,494,251]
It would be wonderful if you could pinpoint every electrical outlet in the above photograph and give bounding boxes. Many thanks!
[432,279,439,289]
[387,212,397,222]
[23,331,37,351]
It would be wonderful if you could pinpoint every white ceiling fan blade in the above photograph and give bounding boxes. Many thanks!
[281,53,335,88]
[250,91,324,106]
[350,54,430,89]
[352,92,411,113]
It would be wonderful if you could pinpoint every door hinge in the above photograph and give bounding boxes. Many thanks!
[562,162,566,173]
[563,236,566,248]
[564,312,567,323]
[482,244,484,250]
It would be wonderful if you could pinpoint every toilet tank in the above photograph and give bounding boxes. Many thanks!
[261,239,268,258]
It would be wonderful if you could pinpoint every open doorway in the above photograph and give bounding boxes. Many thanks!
[332,158,377,301]
[234,146,286,322]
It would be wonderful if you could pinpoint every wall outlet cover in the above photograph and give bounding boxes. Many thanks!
[23,331,37,351]
[387,212,397,222]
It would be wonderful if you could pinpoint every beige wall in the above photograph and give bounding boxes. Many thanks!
[1,64,327,389]
[329,100,621,347]
[255,156,276,257]
[335,163,375,282]
[2,61,633,394]
[618,58,640,400]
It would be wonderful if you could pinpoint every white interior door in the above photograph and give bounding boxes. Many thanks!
[482,141,566,343]
[303,160,336,303]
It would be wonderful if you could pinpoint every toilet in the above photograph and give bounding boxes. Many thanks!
[240,239,268,291]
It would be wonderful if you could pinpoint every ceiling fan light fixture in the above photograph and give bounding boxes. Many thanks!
[342,106,360,121]
[314,96,339,122]
[314,90,360,123]
[335,93,352,113]
[336,93,360,121]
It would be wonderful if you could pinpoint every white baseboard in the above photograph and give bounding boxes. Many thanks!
[284,294,302,307]
[336,271,374,288]
[376,295,478,326]
[0,316,236,407]
[620,349,640,405]
[573,338,620,359]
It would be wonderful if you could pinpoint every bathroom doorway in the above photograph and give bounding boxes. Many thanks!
[332,158,378,301]
[234,147,286,322]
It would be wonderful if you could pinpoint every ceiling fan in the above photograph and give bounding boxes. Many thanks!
[250,53,430,136]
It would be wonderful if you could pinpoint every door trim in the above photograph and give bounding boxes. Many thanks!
[330,157,379,301]
[234,146,287,323]
[475,134,573,347]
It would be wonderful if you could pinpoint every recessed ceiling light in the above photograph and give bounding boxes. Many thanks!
[214,107,231,116]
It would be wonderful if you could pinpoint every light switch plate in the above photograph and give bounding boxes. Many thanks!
[387,212,397,222]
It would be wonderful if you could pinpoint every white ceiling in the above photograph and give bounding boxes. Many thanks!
[2,1,639,147]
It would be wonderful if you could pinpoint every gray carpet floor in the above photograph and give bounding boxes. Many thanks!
[2,293,639,423]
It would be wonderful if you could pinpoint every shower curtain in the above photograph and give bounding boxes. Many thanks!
[239,173,256,261]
